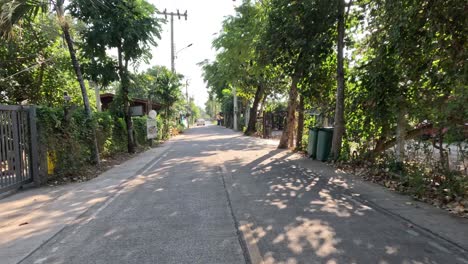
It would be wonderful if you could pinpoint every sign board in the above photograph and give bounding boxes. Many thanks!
[147,110,158,139]
[130,105,143,116]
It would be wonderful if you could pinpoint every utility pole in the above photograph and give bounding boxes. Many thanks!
[186,79,190,128]
[233,86,238,131]
[160,9,188,73]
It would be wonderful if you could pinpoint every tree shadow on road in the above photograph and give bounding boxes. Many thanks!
[216,129,466,264]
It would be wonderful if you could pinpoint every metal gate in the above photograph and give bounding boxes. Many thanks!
[0,105,38,193]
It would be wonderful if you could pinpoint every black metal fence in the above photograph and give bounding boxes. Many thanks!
[0,105,38,193]
[259,111,287,138]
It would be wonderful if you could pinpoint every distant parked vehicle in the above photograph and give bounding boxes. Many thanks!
[196,119,206,126]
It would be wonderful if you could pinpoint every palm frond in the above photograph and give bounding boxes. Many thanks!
[0,0,48,39]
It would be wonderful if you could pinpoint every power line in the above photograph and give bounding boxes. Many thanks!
[0,57,55,81]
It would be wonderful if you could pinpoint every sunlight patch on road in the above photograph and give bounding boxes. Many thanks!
[309,190,353,217]
[385,245,399,255]
[239,221,266,264]
[327,176,349,189]
[267,199,288,209]
[284,217,341,257]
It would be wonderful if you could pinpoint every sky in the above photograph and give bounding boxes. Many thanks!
[141,0,239,108]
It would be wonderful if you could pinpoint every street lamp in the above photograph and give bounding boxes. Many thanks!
[172,43,193,72]
[176,43,193,57]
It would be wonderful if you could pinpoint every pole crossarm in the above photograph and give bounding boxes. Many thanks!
[159,9,188,20]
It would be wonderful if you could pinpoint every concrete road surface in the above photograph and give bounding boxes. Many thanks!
[16,125,468,264]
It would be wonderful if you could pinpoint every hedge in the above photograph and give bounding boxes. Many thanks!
[36,107,159,177]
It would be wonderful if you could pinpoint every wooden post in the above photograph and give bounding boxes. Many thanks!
[28,107,40,186]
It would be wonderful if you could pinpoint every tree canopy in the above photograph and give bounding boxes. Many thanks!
[203,0,466,171]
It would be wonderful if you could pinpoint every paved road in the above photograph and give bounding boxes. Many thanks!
[20,125,468,264]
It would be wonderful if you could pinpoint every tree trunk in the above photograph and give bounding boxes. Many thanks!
[296,95,305,150]
[245,83,264,136]
[437,129,449,170]
[373,124,432,154]
[288,119,295,148]
[164,106,169,138]
[278,73,301,149]
[331,0,346,160]
[259,94,268,136]
[117,47,135,153]
[61,21,100,164]
[233,86,238,131]
[259,93,267,117]
[395,105,407,163]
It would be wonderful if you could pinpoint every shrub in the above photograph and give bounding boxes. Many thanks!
[37,107,90,176]
[133,116,148,146]
[36,106,157,177]
[36,103,183,179]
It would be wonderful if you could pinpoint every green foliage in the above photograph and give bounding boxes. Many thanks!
[204,94,221,119]
[202,0,283,115]
[37,107,91,176]
[377,157,468,202]
[69,0,163,153]
[94,112,127,155]
[0,0,49,38]
[262,0,337,77]
[155,114,166,140]
[346,0,467,160]
[133,116,147,146]
[200,0,466,200]
[37,107,153,176]
[0,0,465,199]
[176,123,186,134]
[138,65,183,136]
[0,15,91,106]
[189,100,202,122]
[147,66,182,108]
[69,0,162,64]
[264,101,286,113]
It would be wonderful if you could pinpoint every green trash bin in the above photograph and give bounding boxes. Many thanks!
[316,128,333,161]
[307,127,319,159]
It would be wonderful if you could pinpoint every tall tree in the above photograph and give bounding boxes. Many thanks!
[145,66,182,139]
[262,0,337,149]
[70,0,162,153]
[331,0,347,159]
[295,94,305,150]
[347,0,466,169]
[0,0,100,163]
[211,0,268,134]
[1,15,57,104]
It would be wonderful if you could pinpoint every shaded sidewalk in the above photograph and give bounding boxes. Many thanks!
[0,144,170,264]
[217,130,468,263]
[294,158,468,251]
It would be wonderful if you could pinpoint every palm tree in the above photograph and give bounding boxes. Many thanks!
[0,0,100,164]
